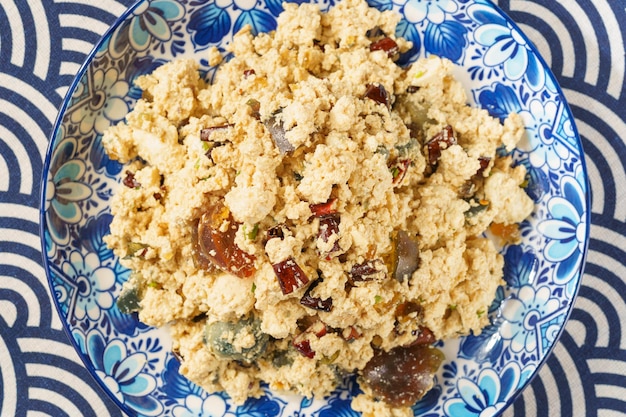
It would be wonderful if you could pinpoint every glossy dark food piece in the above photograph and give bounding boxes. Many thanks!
[272,257,310,294]
[197,202,256,278]
[204,318,268,362]
[425,125,456,165]
[361,344,444,407]
[364,83,390,108]
[370,37,399,58]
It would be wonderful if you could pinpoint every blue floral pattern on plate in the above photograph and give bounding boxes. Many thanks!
[41,0,590,416]
[443,362,523,417]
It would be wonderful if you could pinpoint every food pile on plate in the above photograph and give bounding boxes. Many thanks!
[103,0,533,414]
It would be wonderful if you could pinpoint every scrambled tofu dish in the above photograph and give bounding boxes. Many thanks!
[102,0,533,415]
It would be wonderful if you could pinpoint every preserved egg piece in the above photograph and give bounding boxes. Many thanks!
[204,317,269,362]
[408,326,437,346]
[272,257,309,294]
[126,241,149,258]
[465,199,490,217]
[394,301,422,324]
[425,125,456,165]
[271,350,293,367]
[191,219,214,270]
[394,230,419,281]
[264,113,294,154]
[200,123,233,142]
[364,83,390,109]
[247,98,261,120]
[117,284,140,314]
[361,344,444,407]
[395,136,418,157]
[197,202,256,278]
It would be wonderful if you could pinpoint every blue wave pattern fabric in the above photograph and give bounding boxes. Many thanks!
[0,1,623,417]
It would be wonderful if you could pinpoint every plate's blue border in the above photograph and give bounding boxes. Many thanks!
[38,1,592,416]
[39,1,146,416]
[480,1,591,412]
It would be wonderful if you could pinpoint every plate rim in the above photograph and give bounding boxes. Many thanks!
[472,4,591,413]
[39,0,151,414]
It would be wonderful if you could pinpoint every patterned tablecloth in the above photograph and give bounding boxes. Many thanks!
[1,0,624,416]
